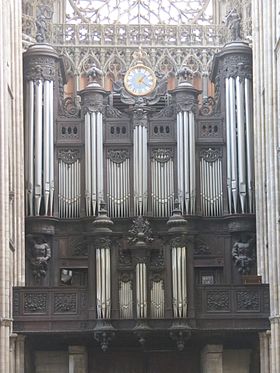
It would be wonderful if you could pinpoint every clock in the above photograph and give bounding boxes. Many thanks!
[124,64,157,96]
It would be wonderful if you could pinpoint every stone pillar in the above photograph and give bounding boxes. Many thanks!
[68,346,88,373]
[201,344,223,373]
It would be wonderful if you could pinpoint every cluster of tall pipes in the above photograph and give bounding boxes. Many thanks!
[25,79,54,216]
[58,159,81,218]
[151,149,174,217]
[225,75,254,214]
[176,110,196,215]
[84,111,104,216]
[96,246,111,319]
[106,154,130,218]
[133,122,148,216]
[200,152,223,216]
[171,245,187,318]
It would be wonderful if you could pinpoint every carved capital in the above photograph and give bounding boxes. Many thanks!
[57,148,81,164]
[222,54,252,80]
[107,149,129,164]
[24,55,57,81]
[151,148,173,163]
[176,95,197,113]
[94,237,112,250]
[81,93,104,115]
[200,148,222,162]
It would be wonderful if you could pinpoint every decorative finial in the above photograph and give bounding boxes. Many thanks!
[224,8,242,41]
[132,47,148,64]
[176,65,193,86]
[92,201,114,233]
[35,5,53,43]
[86,63,103,86]
[166,199,188,233]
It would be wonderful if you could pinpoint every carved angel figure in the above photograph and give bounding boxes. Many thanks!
[28,236,51,280]
[232,236,255,274]
[224,8,242,41]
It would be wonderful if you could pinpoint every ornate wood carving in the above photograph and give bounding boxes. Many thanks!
[24,293,48,313]
[207,291,230,312]
[54,293,77,313]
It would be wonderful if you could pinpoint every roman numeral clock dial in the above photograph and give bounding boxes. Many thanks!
[124,64,157,96]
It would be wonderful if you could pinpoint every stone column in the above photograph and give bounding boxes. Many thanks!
[201,344,223,373]
[68,346,88,373]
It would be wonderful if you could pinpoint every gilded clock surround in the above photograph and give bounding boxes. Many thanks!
[124,64,157,96]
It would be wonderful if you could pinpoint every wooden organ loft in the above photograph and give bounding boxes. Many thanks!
[13,37,269,372]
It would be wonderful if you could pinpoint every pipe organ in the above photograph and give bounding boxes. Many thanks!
[20,39,262,357]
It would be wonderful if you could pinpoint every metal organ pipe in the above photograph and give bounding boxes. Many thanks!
[172,246,187,318]
[176,110,196,215]
[133,123,148,216]
[84,110,104,216]
[245,78,254,213]
[96,247,111,319]
[136,263,147,318]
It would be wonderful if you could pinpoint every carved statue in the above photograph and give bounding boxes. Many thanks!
[224,8,242,41]
[232,236,255,274]
[176,65,193,85]
[27,236,51,280]
[86,63,103,85]
[35,5,53,43]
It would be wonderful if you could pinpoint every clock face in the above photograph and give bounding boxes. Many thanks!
[124,64,156,96]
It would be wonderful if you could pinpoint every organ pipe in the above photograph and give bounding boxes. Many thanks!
[84,111,104,216]
[96,247,111,319]
[133,123,148,216]
[136,263,147,318]
[171,246,187,318]
[176,111,196,215]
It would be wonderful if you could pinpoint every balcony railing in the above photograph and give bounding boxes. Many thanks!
[13,284,269,333]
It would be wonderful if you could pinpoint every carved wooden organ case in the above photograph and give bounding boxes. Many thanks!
[21,40,263,348]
